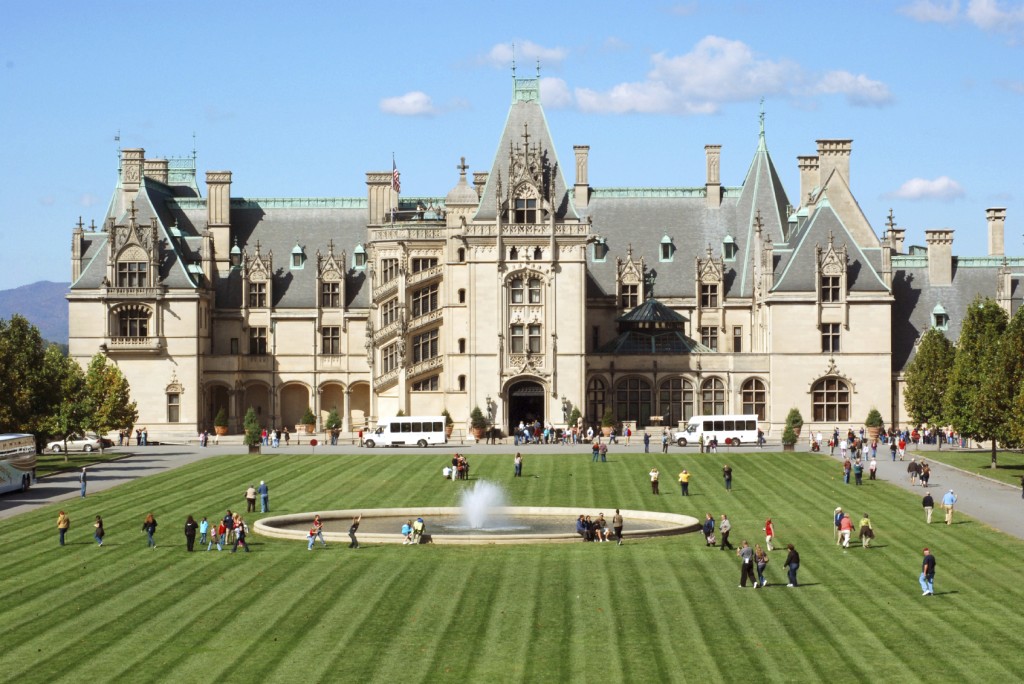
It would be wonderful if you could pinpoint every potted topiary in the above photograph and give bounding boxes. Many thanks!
[442,409,455,439]
[243,407,262,454]
[213,408,229,436]
[299,407,316,434]
[469,406,488,442]
[601,408,615,437]
[865,408,884,442]
[785,408,804,440]
[324,407,342,431]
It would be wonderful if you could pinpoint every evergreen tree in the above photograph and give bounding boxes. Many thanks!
[324,407,342,430]
[998,306,1024,448]
[903,327,955,428]
[944,297,1008,467]
[81,354,139,451]
[243,407,262,447]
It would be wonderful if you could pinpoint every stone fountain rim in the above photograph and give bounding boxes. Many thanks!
[254,507,701,545]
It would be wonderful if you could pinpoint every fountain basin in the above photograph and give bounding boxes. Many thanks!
[255,507,701,545]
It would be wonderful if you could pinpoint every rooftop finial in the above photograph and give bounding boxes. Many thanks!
[759,97,766,138]
[536,59,541,78]
[457,156,468,178]
[511,42,516,77]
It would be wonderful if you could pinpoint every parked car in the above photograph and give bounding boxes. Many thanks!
[47,434,112,453]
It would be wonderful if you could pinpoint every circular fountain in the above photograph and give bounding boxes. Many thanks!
[255,480,700,545]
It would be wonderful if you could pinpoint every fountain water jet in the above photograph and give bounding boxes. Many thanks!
[458,480,507,529]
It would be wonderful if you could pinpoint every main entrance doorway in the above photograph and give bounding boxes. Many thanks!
[508,380,545,435]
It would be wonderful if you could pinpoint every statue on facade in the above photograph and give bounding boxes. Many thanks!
[561,396,571,422]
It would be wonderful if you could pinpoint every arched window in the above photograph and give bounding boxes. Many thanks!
[510,278,524,303]
[659,378,694,427]
[533,247,542,260]
[587,378,606,425]
[700,378,725,415]
[457,247,465,263]
[813,377,850,422]
[458,288,466,304]
[458,375,466,391]
[509,247,519,261]
[117,306,150,338]
[615,378,653,428]
[458,338,466,354]
[741,378,767,420]
[528,277,542,304]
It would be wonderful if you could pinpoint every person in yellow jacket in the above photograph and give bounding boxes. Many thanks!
[858,513,874,548]
[57,511,70,546]
[678,469,691,496]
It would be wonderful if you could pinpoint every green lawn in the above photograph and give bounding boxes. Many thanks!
[2,449,1023,683]
[35,449,131,477]
[922,448,1024,487]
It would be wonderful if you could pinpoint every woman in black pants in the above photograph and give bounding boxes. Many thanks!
[348,515,362,549]
[785,544,800,587]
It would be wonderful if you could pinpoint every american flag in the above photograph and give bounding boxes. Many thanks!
[392,159,401,194]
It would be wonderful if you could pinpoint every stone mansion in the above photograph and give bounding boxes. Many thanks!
[67,76,1020,441]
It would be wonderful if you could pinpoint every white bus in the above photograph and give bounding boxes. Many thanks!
[673,415,761,447]
[0,434,38,494]
[364,416,448,448]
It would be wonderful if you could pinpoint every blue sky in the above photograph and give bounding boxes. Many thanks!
[1,0,1022,290]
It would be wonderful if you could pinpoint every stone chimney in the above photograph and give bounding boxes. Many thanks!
[889,228,906,255]
[797,155,819,208]
[365,172,392,225]
[573,145,590,210]
[816,139,852,186]
[925,229,954,286]
[473,172,488,199]
[71,217,84,283]
[705,145,721,208]
[206,171,232,266]
[144,158,169,184]
[121,148,144,192]
[987,207,1006,257]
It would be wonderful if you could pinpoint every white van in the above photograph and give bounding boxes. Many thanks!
[364,416,448,448]
[673,415,761,447]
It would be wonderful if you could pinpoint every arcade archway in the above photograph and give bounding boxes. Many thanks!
[507,379,546,434]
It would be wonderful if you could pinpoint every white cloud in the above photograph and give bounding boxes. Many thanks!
[379,91,437,117]
[966,0,1024,29]
[570,36,891,114]
[601,36,630,53]
[899,0,961,22]
[79,193,99,208]
[814,71,894,106]
[667,2,699,16]
[484,40,568,69]
[1000,79,1024,93]
[540,77,573,108]
[890,176,966,200]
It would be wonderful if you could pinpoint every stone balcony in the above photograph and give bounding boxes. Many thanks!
[406,356,443,380]
[407,264,444,287]
[103,286,165,300]
[408,309,442,333]
[102,336,163,354]
[373,278,398,302]
[374,367,400,393]
[373,318,402,345]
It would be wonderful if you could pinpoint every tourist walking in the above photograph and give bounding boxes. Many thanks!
[80,467,88,497]
[57,510,70,546]
[245,484,257,513]
[720,514,734,550]
[722,464,733,492]
[643,432,650,453]
[942,489,957,525]
[920,462,931,488]
[843,457,852,485]
[678,469,690,496]
[232,516,249,552]
[649,467,660,495]
[258,480,269,512]
[661,431,669,454]
[93,515,104,547]
[853,459,863,486]
[834,507,844,545]
[613,509,624,545]
[199,517,209,545]
[184,515,198,552]
[142,513,158,548]
[919,547,936,595]
[922,492,934,523]
[839,514,853,548]
[702,513,716,547]
[514,452,523,477]
[309,514,327,549]
[764,518,775,551]
[785,544,800,586]
[858,513,874,548]
[869,457,877,481]
[908,458,920,486]
[348,515,362,549]
[738,541,757,588]
[754,543,769,587]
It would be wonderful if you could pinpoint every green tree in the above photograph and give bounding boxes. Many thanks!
[470,406,488,430]
[81,354,138,451]
[324,407,342,430]
[243,407,262,448]
[40,345,86,460]
[903,327,955,428]
[568,405,582,427]
[945,297,1008,468]
[998,305,1024,449]
[0,315,51,439]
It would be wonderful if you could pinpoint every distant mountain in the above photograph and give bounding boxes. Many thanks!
[0,280,70,344]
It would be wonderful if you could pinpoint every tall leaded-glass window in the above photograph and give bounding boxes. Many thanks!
[381,298,400,326]
[381,258,400,283]
[620,284,638,309]
[381,343,399,373]
[813,378,850,422]
[528,324,542,353]
[166,393,180,423]
[821,323,841,353]
[659,378,694,426]
[701,283,719,308]
[741,378,767,420]
[118,307,149,337]
[321,281,340,308]
[321,326,341,355]
[510,278,524,304]
[587,378,606,424]
[615,378,653,428]
[514,198,537,223]
[117,262,148,288]
[248,282,267,308]
[249,327,267,355]
[528,278,542,304]
[510,324,525,353]
[411,285,438,318]
[412,329,439,363]
[821,275,841,303]
[700,326,719,351]
[700,378,725,415]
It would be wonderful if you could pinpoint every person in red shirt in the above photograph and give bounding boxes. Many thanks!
[839,514,854,548]
[764,518,776,551]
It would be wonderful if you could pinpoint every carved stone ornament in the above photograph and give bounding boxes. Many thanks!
[508,354,544,374]
[166,372,184,395]
[809,357,856,393]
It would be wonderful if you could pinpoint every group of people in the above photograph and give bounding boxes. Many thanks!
[244,481,271,513]
[116,427,148,446]
[307,513,363,549]
[443,453,471,480]
[833,507,875,549]
[906,458,932,487]
[701,513,800,587]
[261,427,291,448]
[401,517,426,545]
[841,455,878,485]
[56,509,250,552]
[575,510,624,545]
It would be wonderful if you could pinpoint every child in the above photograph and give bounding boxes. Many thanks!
[198,517,209,545]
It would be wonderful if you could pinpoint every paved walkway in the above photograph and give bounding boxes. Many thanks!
[4,441,1023,540]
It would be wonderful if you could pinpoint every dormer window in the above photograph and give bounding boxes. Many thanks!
[700,283,719,308]
[514,198,537,223]
[660,235,675,262]
[117,262,148,288]
[353,244,367,269]
[230,242,242,268]
[248,282,267,308]
[932,303,949,331]
[821,275,841,303]
[291,243,305,269]
[592,239,608,262]
[723,235,738,260]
